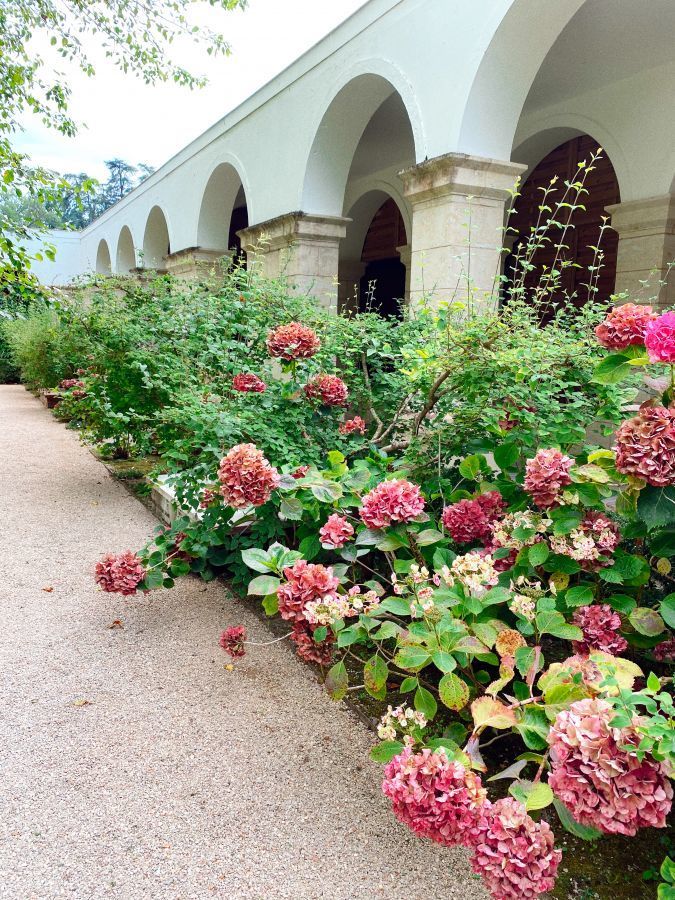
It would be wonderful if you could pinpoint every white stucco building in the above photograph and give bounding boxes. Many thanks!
[34,0,675,312]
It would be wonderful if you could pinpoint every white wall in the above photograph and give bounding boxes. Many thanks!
[26,231,81,285]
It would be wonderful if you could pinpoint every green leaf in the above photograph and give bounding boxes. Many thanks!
[144,568,164,590]
[394,646,431,671]
[660,594,675,629]
[607,594,637,615]
[325,661,348,700]
[536,610,582,641]
[279,496,304,521]
[399,676,418,693]
[432,547,456,570]
[459,454,483,480]
[438,673,470,711]
[523,781,554,811]
[262,594,279,616]
[661,856,675,885]
[313,626,328,643]
[515,646,543,678]
[528,542,549,567]
[414,686,437,720]
[638,486,675,530]
[629,606,665,636]
[364,654,389,697]
[493,442,519,471]
[240,548,272,573]
[553,799,602,841]
[564,586,594,608]
[375,533,407,551]
[650,530,675,558]
[247,575,280,596]
[431,650,457,673]
[380,597,412,616]
[370,740,404,763]
[590,352,635,384]
[299,534,321,561]
[549,505,583,535]
[415,528,445,546]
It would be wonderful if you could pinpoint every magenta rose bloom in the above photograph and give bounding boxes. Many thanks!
[266,322,320,360]
[360,479,425,529]
[615,405,675,487]
[276,560,339,624]
[289,620,335,665]
[95,551,146,596]
[218,443,280,508]
[645,311,675,363]
[232,372,267,393]
[572,603,628,656]
[548,698,673,836]
[319,513,355,549]
[219,625,247,658]
[595,303,656,350]
[524,448,573,509]
[383,748,488,848]
[470,797,561,900]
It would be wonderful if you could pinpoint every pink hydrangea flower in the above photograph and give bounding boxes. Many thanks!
[595,303,656,350]
[645,311,675,363]
[481,542,519,573]
[653,638,675,662]
[382,748,488,848]
[218,443,280,508]
[219,625,247,658]
[304,374,349,406]
[615,405,675,487]
[360,479,425,529]
[470,797,561,900]
[572,604,628,656]
[339,415,367,436]
[548,697,673,836]
[291,465,310,480]
[199,488,219,509]
[289,620,335,665]
[59,378,84,390]
[232,372,267,393]
[442,492,505,544]
[581,510,621,554]
[524,449,573,509]
[266,322,320,360]
[95,551,146,596]
[276,560,339,624]
[319,514,355,549]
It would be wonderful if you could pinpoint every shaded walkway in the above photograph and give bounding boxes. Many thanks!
[0,386,484,899]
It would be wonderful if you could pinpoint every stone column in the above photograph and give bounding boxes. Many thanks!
[400,153,526,309]
[607,195,675,310]
[164,247,230,279]
[238,213,350,311]
[396,243,412,303]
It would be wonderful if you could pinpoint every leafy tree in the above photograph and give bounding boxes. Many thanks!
[103,159,138,208]
[0,0,247,293]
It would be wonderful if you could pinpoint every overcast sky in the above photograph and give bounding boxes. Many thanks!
[15,0,368,181]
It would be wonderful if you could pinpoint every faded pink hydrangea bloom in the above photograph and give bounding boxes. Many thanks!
[232,372,267,393]
[360,479,425,529]
[442,492,505,544]
[266,322,320,360]
[218,443,280,508]
[276,560,339,624]
[615,405,675,487]
[548,697,673,836]
[481,541,518,573]
[219,625,247,658]
[653,638,675,662]
[594,303,656,350]
[319,513,355,549]
[382,748,488,848]
[524,449,573,509]
[581,510,621,554]
[470,797,561,900]
[59,378,84,390]
[199,487,219,509]
[645,311,675,363]
[289,620,335,665]
[95,551,146,596]
[572,604,628,656]
[304,373,349,406]
[291,465,310,480]
[339,415,367,436]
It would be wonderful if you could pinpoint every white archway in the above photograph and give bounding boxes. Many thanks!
[115,226,136,274]
[95,239,112,275]
[142,206,171,269]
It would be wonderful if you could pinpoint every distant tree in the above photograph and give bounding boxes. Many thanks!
[0,0,247,294]
[103,159,138,208]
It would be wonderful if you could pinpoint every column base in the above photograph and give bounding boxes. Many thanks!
[164,247,230,279]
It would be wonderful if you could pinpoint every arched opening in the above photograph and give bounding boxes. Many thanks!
[142,206,171,270]
[506,134,620,311]
[115,226,136,274]
[95,239,112,275]
[197,163,248,265]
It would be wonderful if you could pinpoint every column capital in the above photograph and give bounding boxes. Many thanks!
[607,194,675,237]
[238,212,351,253]
[400,152,526,204]
[164,246,229,277]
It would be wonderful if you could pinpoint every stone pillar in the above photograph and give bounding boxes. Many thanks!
[396,243,412,303]
[238,213,350,310]
[164,247,230,279]
[400,153,526,309]
[607,195,675,310]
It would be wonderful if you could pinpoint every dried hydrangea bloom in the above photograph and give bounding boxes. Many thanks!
[276,560,339,624]
[495,629,527,658]
[615,405,675,487]
[232,372,267,393]
[572,604,628,656]
[266,322,320,360]
[491,511,551,552]
[449,551,499,598]
[594,302,656,350]
[289,620,334,665]
[218,443,280,508]
[549,514,619,569]
[339,415,367,435]
[319,513,355,549]
[653,638,675,662]
[291,465,310,480]
[219,625,247,658]
[548,697,673,836]
[95,551,146,596]
[360,479,425,529]
[382,748,488,848]
[470,797,561,900]
[524,449,573,509]
[304,373,349,406]
[645,311,675,363]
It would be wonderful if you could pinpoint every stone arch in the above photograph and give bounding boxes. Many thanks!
[301,66,424,216]
[196,161,249,254]
[95,239,112,275]
[115,225,137,274]
[142,206,171,270]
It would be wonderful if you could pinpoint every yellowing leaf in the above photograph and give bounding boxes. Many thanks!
[471,696,516,731]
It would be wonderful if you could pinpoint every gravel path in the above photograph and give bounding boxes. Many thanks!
[0,385,485,900]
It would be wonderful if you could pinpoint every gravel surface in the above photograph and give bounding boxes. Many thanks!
[0,386,486,900]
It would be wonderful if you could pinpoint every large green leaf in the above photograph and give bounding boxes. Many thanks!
[325,661,348,701]
[661,594,675,629]
[438,673,470,711]
[638,486,675,530]
[553,799,602,841]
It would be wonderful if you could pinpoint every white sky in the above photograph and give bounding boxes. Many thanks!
[15,0,369,181]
